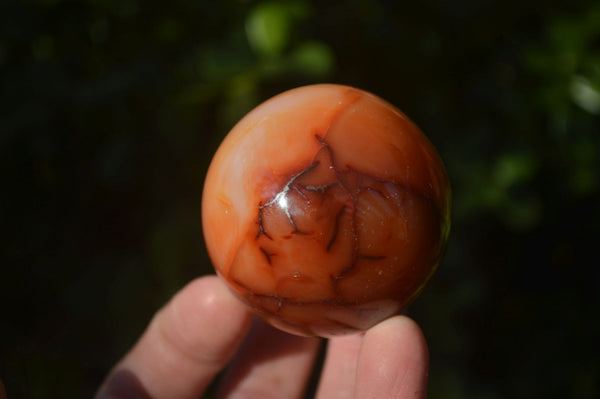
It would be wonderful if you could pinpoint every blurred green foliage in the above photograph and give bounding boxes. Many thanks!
[1,0,599,398]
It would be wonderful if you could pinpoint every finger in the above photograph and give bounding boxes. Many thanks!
[354,316,429,399]
[315,333,363,399]
[96,276,252,399]
[217,318,321,399]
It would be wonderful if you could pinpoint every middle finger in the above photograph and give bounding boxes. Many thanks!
[315,333,363,399]
[216,318,321,399]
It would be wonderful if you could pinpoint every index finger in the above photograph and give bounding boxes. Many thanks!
[96,276,252,399]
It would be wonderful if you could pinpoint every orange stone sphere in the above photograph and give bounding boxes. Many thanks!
[202,84,451,337]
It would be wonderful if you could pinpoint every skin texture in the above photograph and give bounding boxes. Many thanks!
[96,275,429,399]
[202,84,451,336]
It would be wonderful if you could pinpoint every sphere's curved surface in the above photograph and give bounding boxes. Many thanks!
[202,84,451,337]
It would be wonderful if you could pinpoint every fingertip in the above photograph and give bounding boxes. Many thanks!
[161,275,253,366]
[366,315,429,365]
[315,333,363,399]
[356,315,429,399]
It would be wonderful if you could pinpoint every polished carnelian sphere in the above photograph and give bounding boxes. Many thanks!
[202,84,451,337]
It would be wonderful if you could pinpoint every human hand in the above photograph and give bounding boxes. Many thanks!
[96,276,429,399]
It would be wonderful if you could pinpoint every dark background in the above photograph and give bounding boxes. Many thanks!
[1,0,599,397]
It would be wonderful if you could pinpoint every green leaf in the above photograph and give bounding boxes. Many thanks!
[246,2,291,57]
[290,41,334,77]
